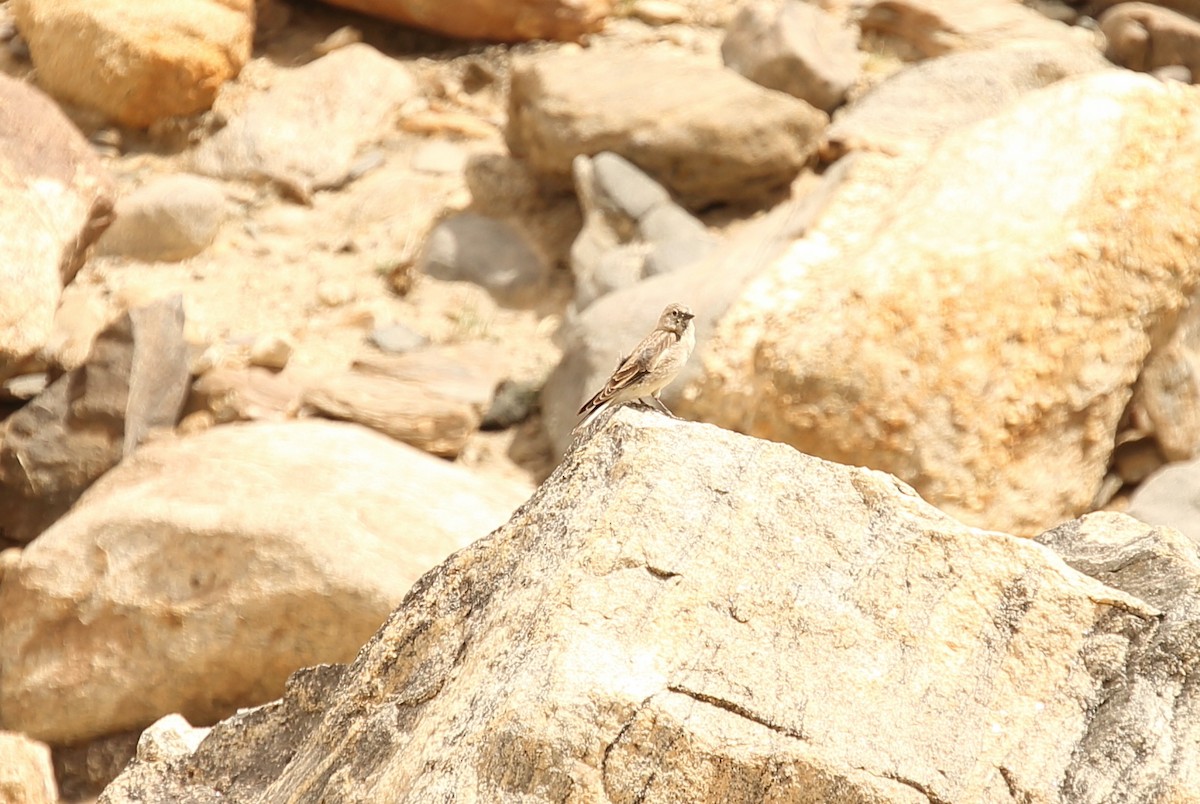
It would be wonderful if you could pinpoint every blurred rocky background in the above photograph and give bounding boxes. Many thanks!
[1,0,1200,801]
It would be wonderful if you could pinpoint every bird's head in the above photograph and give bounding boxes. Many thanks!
[659,303,695,335]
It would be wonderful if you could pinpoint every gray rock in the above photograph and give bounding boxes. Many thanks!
[722,0,861,113]
[570,153,717,310]
[97,174,227,262]
[192,44,418,197]
[481,380,539,430]
[1036,511,1200,800]
[419,212,547,305]
[0,296,190,543]
[591,150,671,219]
[1126,457,1200,545]
[507,48,828,209]
[369,322,429,354]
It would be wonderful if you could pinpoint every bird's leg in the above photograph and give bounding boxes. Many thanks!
[646,393,678,418]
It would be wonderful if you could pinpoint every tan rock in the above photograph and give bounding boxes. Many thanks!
[0,419,531,746]
[192,44,419,195]
[314,0,611,42]
[304,344,504,457]
[100,409,1191,802]
[689,71,1200,536]
[0,74,113,380]
[860,0,1090,58]
[507,47,828,209]
[0,731,57,804]
[189,366,303,423]
[12,0,253,128]
[721,0,861,113]
[1101,2,1200,77]
[96,174,228,262]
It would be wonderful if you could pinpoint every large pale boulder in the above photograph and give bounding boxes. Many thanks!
[0,74,113,380]
[688,71,1200,536]
[192,44,418,198]
[0,420,531,745]
[100,409,1200,802]
[315,0,611,41]
[507,47,828,209]
[12,0,253,128]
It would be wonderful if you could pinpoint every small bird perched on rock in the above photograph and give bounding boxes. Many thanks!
[576,302,696,425]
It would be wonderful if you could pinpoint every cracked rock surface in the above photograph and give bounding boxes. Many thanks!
[101,409,1197,802]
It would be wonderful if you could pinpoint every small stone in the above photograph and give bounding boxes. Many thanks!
[2,373,48,400]
[369,323,429,354]
[631,0,687,25]
[313,25,362,56]
[317,281,357,307]
[97,175,227,262]
[249,332,294,371]
[481,380,540,430]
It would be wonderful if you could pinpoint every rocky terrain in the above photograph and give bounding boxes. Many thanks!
[1,0,1200,801]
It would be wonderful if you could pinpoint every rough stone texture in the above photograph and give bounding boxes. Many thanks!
[1037,512,1200,801]
[0,74,114,381]
[1127,457,1200,544]
[12,0,253,128]
[97,174,228,262]
[1101,2,1200,77]
[97,409,1194,802]
[860,0,1090,57]
[418,212,548,305]
[507,47,828,209]
[721,0,861,113]
[571,152,716,311]
[193,44,418,197]
[1088,0,1200,21]
[0,297,190,543]
[0,731,57,804]
[688,71,1200,536]
[1130,296,1200,462]
[188,366,304,423]
[314,0,611,42]
[542,158,855,455]
[0,419,531,746]
[822,42,1111,159]
[53,730,141,802]
[304,343,503,457]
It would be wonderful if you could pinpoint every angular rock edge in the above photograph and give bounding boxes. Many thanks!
[101,408,1198,803]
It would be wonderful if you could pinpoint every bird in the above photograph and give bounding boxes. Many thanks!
[576,302,696,424]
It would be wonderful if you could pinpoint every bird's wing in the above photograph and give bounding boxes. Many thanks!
[578,329,673,414]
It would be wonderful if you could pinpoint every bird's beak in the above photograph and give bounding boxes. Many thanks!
[683,312,695,320]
